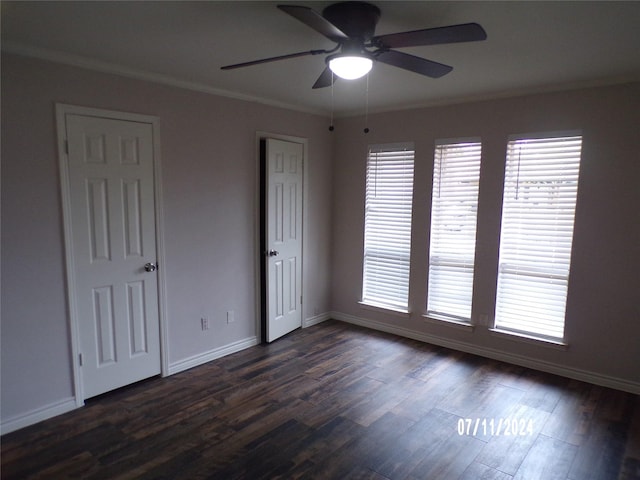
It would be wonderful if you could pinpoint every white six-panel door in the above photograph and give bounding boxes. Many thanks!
[64,113,161,398]
[265,139,303,342]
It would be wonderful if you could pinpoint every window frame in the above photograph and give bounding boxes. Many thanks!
[361,142,415,313]
[493,131,583,343]
[426,138,482,324]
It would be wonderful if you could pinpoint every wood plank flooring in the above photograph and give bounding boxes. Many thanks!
[2,320,639,479]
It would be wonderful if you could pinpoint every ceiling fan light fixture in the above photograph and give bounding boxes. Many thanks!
[328,54,373,80]
[221,3,487,89]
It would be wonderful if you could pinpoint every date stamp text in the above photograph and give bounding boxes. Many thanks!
[457,418,534,436]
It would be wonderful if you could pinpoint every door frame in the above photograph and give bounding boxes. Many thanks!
[255,132,308,342]
[56,103,169,407]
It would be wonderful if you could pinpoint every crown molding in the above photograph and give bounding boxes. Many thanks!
[2,42,328,117]
[4,42,638,120]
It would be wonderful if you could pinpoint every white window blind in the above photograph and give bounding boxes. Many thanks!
[362,143,415,312]
[495,134,582,341]
[427,140,482,322]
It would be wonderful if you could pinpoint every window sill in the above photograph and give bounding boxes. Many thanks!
[422,314,474,332]
[358,301,410,318]
[488,328,568,350]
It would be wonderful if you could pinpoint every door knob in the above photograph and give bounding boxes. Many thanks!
[267,250,279,257]
[144,262,158,272]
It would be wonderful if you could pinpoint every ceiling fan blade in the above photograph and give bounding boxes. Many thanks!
[374,23,487,49]
[221,49,325,70]
[312,67,336,89]
[278,5,349,42]
[376,50,453,78]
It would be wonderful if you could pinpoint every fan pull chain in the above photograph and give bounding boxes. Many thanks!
[329,71,335,132]
[364,73,370,134]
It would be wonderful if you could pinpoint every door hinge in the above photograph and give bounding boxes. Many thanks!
[300,295,303,305]
[64,140,69,154]
[78,353,83,366]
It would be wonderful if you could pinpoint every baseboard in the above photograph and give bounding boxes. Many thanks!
[303,312,331,328]
[331,311,640,395]
[3,337,260,434]
[168,336,259,376]
[1,397,78,435]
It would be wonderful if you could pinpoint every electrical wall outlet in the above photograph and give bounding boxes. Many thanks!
[201,317,210,330]
[227,311,235,324]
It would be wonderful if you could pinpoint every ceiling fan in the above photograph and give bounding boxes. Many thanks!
[221,1,487,89]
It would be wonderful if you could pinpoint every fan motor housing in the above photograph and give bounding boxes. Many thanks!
[322,1,381,42]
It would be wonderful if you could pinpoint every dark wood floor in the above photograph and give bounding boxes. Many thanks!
[2,320,639,480]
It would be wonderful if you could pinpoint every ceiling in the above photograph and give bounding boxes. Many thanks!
[2,1,640,116]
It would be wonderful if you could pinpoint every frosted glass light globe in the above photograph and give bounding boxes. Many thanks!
[329,56,373,80]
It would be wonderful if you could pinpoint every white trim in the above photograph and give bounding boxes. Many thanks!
[4,43,324,117]
[56,105,85,407]
[331,311,640,395]
[435,136,482,147]
[168,337,259,376]
[56,103,162,125]
[358,301,410,317]
[4,42,640,119]
[303,312,331,328]
[422,314,475,332]
[255,132,309,343]
[508,129,583,142]
[488,328,568,350]
[355,76,640,118]
[151,117,171,378]
[0,397,77,435]
[55,104,168,403]
[367,141,415,152]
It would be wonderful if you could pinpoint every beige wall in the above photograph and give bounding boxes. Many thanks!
[1,53,333,426]
[330,83,640,389]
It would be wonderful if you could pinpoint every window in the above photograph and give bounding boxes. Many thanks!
[362,143,415,312]
[495,134,582,341]
[427,140,482,322]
